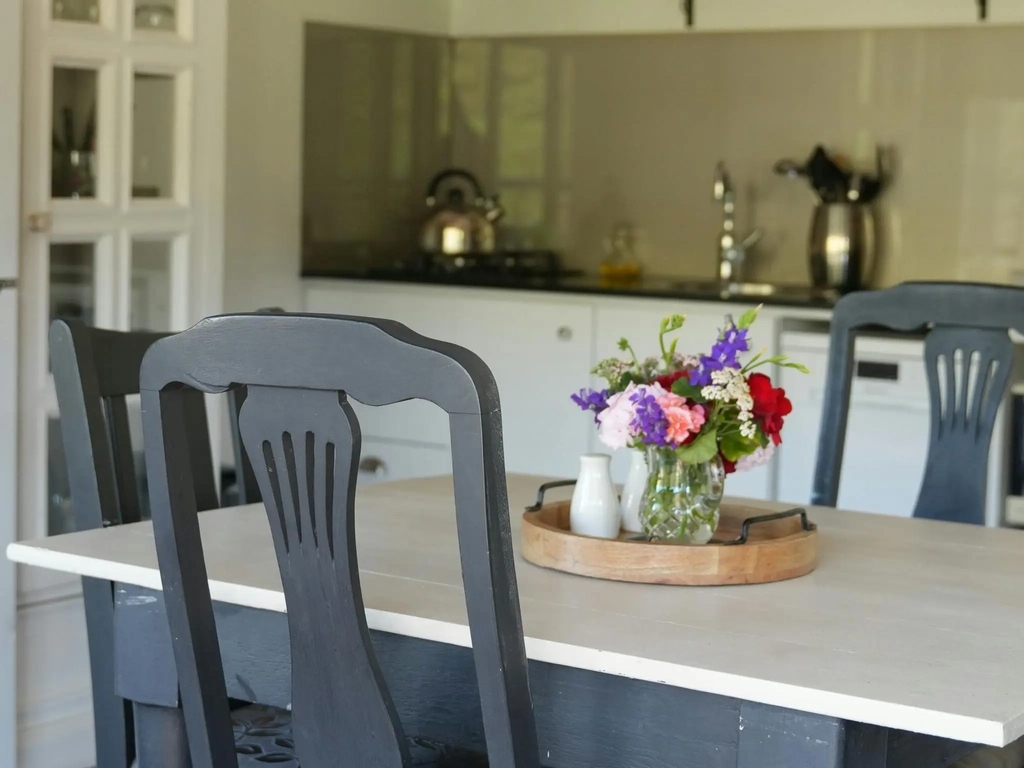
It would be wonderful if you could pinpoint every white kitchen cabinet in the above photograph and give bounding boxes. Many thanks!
[450,294,593,479]
[448,0,986,37]
[592,298,775,501]
[305,283,453,447]
[303,281,593,480]
[357,439,452,486]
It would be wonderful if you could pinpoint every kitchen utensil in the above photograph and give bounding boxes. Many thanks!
[420,169,503,255]
[846,171,862,202]
[805,145,849,204]
[773,159,807,180]
[808,202,875,293]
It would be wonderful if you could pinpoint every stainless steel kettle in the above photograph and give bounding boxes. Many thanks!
[808,202,876,293]
[420,169,504,255]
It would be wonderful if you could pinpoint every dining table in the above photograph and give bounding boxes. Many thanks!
[9,473,1024,768]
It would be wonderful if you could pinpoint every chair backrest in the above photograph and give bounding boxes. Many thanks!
[224,307,283,505]
[140,313,540,768]
[49,319,221,768]
[811,282,1023,525]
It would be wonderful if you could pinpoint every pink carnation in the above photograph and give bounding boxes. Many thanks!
[657,395,706,446]
[597,383,639,450]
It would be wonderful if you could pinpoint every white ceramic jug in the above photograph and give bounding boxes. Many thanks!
[570,454,620,539]
[619,449,648,533]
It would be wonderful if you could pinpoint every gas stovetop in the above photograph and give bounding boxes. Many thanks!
[375,250,571,279]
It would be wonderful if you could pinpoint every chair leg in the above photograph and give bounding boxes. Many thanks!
[133,703,191,768]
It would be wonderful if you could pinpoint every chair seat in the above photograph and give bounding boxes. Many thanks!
[232,704,489,766]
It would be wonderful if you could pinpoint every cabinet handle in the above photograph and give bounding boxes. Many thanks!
[359,457,387,477]
[978,0,988,20]
[556,326,573,342]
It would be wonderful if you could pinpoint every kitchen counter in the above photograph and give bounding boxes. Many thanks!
[300,267,840,310]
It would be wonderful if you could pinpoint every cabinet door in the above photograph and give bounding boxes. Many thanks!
[452,295,593,479]
[20,0,227,600]
[357,439,452,486]
[593,300,774,500]
[450,0,978,35]
[449,0,687,36]
[698,0,975,31]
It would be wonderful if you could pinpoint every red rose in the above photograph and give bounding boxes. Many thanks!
[747,372,792,446]
[720,452,737,475]
[655,370,687,390]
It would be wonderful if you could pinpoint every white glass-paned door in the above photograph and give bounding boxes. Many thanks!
[16,0,225,762]
[20,0,219,597]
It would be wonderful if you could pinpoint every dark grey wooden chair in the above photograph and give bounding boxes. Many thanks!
[811,281,1022,525]
[140,312,540,767]
[49,319,263,767]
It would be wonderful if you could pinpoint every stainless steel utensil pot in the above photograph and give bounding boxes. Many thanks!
[808,203,875,293]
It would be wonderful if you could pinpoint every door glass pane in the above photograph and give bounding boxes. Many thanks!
[52,0,99,24]
[52,67,98,199]
[47,418,74,536]
[132,73,176,199]
[135,1,176,31]
[49,243,95,325]
[131,240,171,331]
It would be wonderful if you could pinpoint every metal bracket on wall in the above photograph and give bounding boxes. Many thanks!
[681,0,694,27]
[0,279,16,294]
[978,0,989,20]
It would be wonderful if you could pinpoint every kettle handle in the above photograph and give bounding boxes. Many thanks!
[426,168,485,206]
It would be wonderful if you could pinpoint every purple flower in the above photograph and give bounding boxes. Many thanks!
[630,390,672,447]
[571,388,609,423]
[690,322,749,387]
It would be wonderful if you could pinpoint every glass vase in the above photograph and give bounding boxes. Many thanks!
[640,447,725,544]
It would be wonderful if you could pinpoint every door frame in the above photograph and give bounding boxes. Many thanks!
[0,0,21,762]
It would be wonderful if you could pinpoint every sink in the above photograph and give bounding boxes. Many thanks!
[671,280,779,298]
[670,280,837,303]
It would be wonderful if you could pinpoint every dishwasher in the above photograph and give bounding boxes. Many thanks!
[776,329,1007,526]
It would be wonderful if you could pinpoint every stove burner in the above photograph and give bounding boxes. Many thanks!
[404,250,563,278]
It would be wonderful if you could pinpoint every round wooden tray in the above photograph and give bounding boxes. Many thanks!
[522,500,818,586]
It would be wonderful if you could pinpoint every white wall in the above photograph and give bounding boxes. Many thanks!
[223,0,451,313]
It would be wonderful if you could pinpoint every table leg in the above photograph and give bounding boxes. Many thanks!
[133,703,191,768]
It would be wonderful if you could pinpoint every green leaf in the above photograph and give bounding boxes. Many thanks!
[671,378,707,403]
[736,304,762,330]
[669,337,679,358]
[783,362,810,374]
[720,430,759,462]
[674,429,719,465]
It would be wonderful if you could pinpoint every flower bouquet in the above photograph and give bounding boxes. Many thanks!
[571,306,808,543]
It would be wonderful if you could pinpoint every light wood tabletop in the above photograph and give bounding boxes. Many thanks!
[9,474,1024,748]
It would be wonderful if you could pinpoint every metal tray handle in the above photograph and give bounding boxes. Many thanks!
[525,479,576,512]
[714,508,816,546]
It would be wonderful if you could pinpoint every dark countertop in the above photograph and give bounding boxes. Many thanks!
[301,268,840,310]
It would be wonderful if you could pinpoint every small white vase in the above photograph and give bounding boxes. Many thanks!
[619,448,648,533]
[570,453,620,539]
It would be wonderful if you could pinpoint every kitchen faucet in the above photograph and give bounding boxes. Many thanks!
[714,162,762,287]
